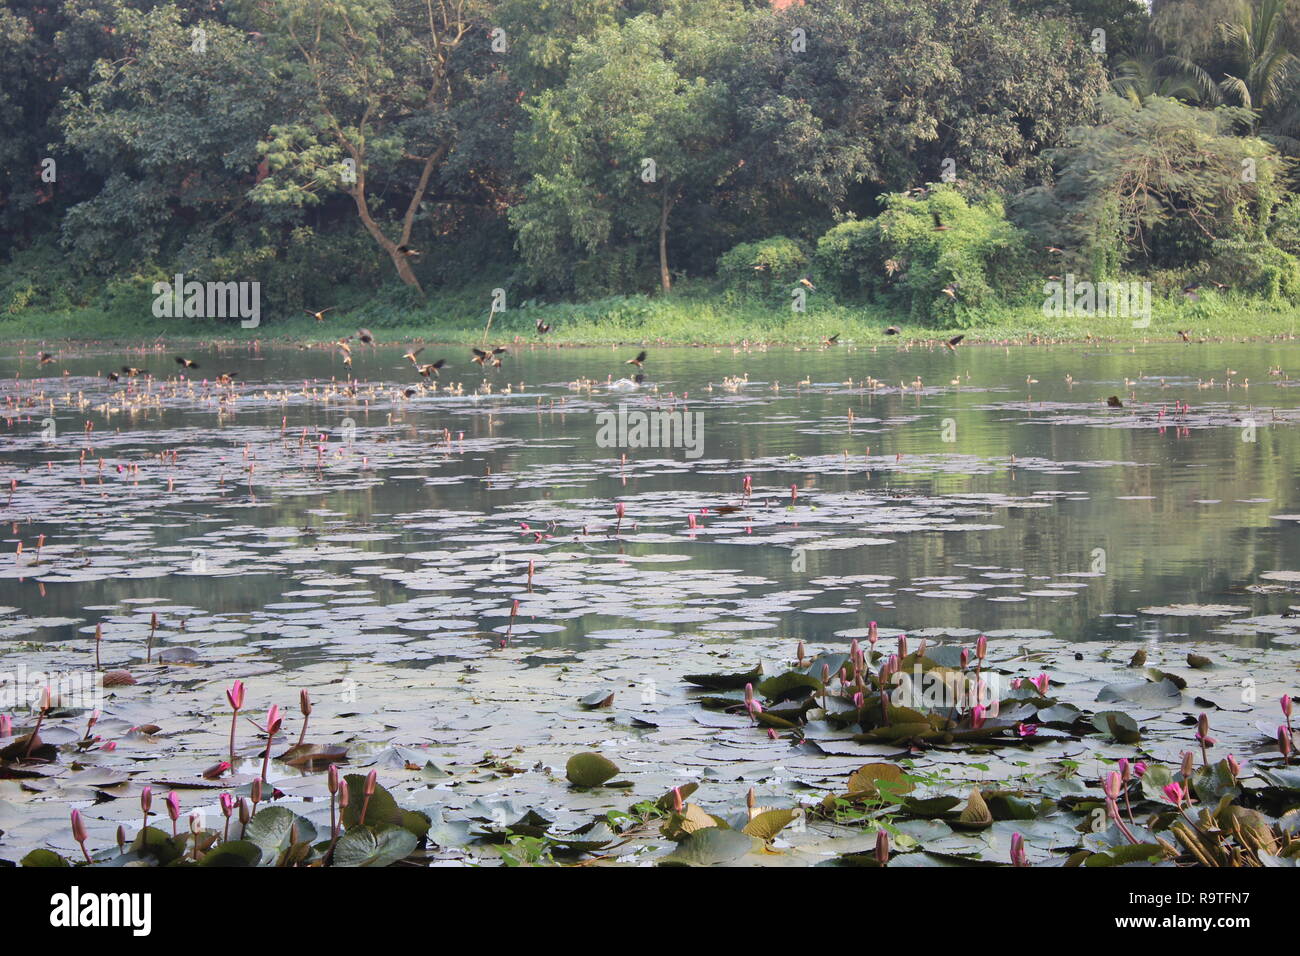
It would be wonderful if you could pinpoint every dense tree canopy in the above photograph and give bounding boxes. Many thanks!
[2,0,1299,318]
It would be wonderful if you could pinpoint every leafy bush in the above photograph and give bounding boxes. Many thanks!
[716,236,809,302]
[815,186,1035,325]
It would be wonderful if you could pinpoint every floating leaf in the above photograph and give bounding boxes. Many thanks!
[566,752,619,788]
[659,827,756,866]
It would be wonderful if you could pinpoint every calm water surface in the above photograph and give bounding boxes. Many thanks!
[3,340,1299,663]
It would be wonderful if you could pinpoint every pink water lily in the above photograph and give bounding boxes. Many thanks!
[165,791,181,835]
[1163,782,1186,806]
[70,809,91,863]
[1030,673,1050,695]
[1016,722,1038,738]
[1010,832,1028,867]
[971,705,986,729]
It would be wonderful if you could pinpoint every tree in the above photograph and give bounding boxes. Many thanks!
[1014,94,1284,274]
[727,0,1108,217]
[244,0,497,292]
[57,4,279,268]
[510,9,745,293]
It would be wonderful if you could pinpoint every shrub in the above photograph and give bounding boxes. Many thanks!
[716,236,809,302]
[814,186,1035,325]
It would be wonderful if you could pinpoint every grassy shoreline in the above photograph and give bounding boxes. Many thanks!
[2,289,1298,348]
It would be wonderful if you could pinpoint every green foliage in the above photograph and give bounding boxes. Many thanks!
[815,187,1035,325]
[716,236,808,301]
[1015,95,1285,276]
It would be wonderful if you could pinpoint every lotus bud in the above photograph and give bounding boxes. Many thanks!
[71,808,88,844]
[1103,771,1122,800]
[299,689,312,717]
[875,829,889,866]
[766,728,777,740]
[189,812,202,835]
[796,640,805,666]
[328,764,341,794]
[140,786,152,814]
[220,793,234,817]
[226,680,245,711]
[251,778,262,804]
[975,634,987,660]
[365,769,377,796]
[1133,761,1147,777]
[672,787,684,813]
[266,704,282,736]
[961,647,970,670]
[1010,832,1028,867]
[746,788,756,810]
[116,825,126,852]
[1280,726,1293,761]
[239,798,251,825]
[1163,782,1185,805]
[744,683,754,703]
[971,705,986,729]
[1284,695,1293,719]
[868,621,878,646]
[898,634,907,658]
[165,791,180,822]
[1181,751,1195,780]
[1226,755,1241,779]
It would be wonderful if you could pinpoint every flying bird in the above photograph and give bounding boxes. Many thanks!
[931,211,950,232]
[625,350,648,369]
[418,359,447,378]
[1106,395,1124,408]
[121,366,149,377]
[38,351,56,365]
[305,308,334,322]
[884,326,901,336]
[798,276,816,291]
[823,333,840,347]
[403,346,425,365]
[175,356,199,369]
[472,347,507,367]
[356,329,375,346]
[945,334,964,351]
[536,318,551,335]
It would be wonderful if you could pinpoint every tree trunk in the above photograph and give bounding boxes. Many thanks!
[658,184,674,293]
[345,144,447,295]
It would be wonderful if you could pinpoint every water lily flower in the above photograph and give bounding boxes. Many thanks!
[868,621,878,647]
[1284,695,1293,720]
[766,728,777,740]
[260,704,282,784]
[1016,723,1038,738]
[71,809,91,862]
[1010,832,1028,867]
[359,769,379,825]
[971,705,986,729]
[1103,771,1122,800]
[1118,758,1130,781]
[1030,673,1050,695]
[1133,761,1148,777]
[1011,678,1023,689]
[1163,782,1185,806]
[226,680,245,711]
[1226,754,1241,779]
[165,791,181,835]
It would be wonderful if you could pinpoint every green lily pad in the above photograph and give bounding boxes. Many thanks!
[566,752,620,788]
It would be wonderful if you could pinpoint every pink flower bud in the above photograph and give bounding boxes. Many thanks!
[165,791,180,822]
[226,680,245,710]
[70,808,88,844]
